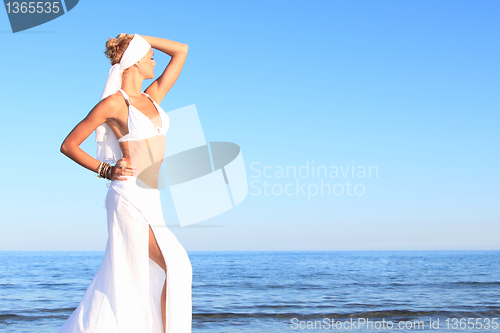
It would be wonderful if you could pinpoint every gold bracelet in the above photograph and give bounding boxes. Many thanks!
[100,162,110,179]
[105,163,111,179]
[106,165,113,180]
[96,162,104,179]
[97,162,111,179]
[102,163,110,179]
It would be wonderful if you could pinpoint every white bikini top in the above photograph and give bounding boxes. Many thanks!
[117,89,170,142]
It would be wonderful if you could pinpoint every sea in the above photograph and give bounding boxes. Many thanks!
[0,251,499,332]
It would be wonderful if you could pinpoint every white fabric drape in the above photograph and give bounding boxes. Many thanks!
[57,176,193,333]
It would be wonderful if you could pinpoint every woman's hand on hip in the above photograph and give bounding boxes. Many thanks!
[111,158,137,181]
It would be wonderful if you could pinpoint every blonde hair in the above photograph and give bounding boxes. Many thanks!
[104,33,134,65]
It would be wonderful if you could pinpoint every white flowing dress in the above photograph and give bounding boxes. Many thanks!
[58,89,193,333]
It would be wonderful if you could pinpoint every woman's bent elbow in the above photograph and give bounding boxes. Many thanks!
[60,142,70,155]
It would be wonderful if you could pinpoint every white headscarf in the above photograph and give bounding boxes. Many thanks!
[95,33,152,164]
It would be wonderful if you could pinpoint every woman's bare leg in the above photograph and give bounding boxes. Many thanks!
[161,279,166,332]
[148,225,167,333]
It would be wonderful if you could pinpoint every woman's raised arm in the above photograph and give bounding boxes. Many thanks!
[141,35,188,103]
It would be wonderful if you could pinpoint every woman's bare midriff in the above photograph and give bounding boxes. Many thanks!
[119,135,165,189]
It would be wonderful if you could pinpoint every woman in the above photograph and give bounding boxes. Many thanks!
[59,33,192,333]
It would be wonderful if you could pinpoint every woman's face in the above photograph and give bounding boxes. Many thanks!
[137,48,156,79]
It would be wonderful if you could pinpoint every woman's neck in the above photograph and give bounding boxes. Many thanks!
[121,71,144,98]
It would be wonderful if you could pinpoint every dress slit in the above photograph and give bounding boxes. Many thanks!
[109,180,193,333]
[148,222,168,333]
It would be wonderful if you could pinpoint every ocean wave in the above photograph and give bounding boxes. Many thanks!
[193,309,500,320]
[2,307,500,324]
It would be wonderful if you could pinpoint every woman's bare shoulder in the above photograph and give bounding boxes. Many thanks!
[91,91,126,118]
[101,91,125,108]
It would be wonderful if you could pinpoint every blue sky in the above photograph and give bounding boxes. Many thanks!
[0,0,498,251]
